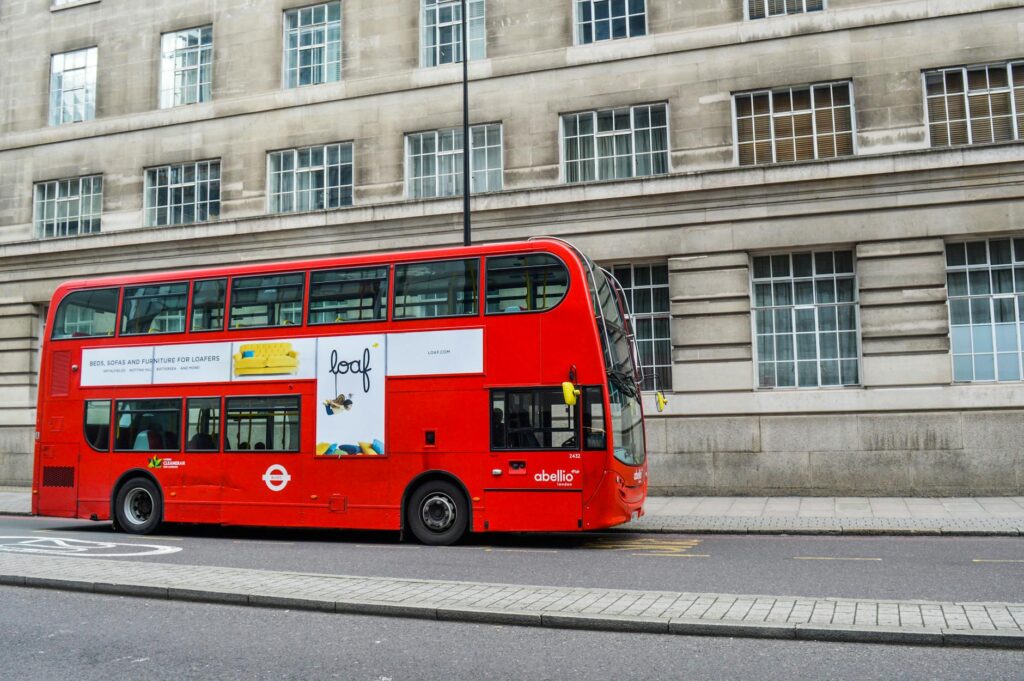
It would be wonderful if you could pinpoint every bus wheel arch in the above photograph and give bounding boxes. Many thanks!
[110,470,163,535]
[402,471,471,546]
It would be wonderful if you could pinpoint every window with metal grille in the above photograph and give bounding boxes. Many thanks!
[748,0,823,20]
[33,175,102,239]
[268,143,353,213]
[406,124,502,198]
[610,263,671,391]
[145,160,220,226]
[946,238,1024,382]
[751,251,859,389]
[562,103,668,183]
[925,62,1024,147]
[49,46,97,125]
[735,82,854,166]
[283,2,342,88]
[159,26,212,108]
[422,0,485,66]
[575,0,646,44]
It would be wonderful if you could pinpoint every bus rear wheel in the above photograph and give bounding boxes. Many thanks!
[407,480,468,546]
[114,477,162,535]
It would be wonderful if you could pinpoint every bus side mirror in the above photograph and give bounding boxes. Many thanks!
[655,392,667,413]
[562,382,580,406]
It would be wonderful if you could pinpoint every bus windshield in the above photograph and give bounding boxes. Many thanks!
[590,267,635,379]
[609,374,645,466]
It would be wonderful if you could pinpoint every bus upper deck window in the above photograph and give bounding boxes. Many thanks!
[308,266,389,324]
[191,279,226,332]
[229,273,305,329]
[393,259,478,319]
[51,287,119,339]
[121,283,189,335]
[486,254,569,314]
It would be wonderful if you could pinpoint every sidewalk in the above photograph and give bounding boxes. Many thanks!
[623,496,1024,536]
[1,553,1021,648]
[3,487,1024,535]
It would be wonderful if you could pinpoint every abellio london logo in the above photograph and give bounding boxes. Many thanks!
[534,469,579,484]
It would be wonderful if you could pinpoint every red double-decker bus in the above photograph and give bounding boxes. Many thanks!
[32,238,647,544]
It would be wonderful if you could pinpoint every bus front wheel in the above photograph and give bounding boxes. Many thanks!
[114,477,163,535]
[407,480,468,546]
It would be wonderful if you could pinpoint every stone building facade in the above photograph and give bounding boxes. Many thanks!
[1,0,1023,493]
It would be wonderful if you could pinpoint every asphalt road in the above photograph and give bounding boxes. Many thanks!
[1,515,1022,603]
[2,586,1022,681]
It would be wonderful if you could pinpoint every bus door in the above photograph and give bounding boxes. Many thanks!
[486,387,584,531]
[176,396,225,524]
[219,393,309,527]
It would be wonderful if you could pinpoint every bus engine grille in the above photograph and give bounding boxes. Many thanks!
[42,466,75,488]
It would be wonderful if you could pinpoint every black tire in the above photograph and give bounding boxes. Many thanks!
[406,480,468,546]
[113,477,162,535]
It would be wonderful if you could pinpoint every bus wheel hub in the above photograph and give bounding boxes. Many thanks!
[421,494,456,532]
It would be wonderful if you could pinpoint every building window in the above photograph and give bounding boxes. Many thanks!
[284,2,342,88]
[752,251,859,389]
[735,82,853,166]
[575,0,646,44]
[748,0,823,19]
[406,124,502,198]
[422,0,485,67]
[268,143,353,213]
[33,175,102,239]
[946,238,1024,382]
[610,263,671,391]
[925,62,1024,148]
[562,103,668,183]
[159,26,213,108]
[49,47,97,125]
[145,160,220,226]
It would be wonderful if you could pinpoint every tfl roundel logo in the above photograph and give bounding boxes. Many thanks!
[262,464,291,492]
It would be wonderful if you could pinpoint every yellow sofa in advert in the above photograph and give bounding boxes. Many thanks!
[233,342,299,376]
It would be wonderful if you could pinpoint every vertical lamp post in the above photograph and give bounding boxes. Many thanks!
[461,0,471,246]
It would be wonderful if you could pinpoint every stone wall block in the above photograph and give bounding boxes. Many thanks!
[858,254,946,290]
[859,302,952,339]
[675,313,751,347]
[862,353,952,386]
[672,267,749,301]
[856,412,962,451]
[674,360,753,392]
[664,416,760,454]
[759,415,860,452]
[0,451,32,487]
[644,416,668,456]
[959,410,1024,450]
[646,451,714,495]
[712,451,811,493]
[808,451,912,494]
[909,449,1022,495]
[669,252,749,272]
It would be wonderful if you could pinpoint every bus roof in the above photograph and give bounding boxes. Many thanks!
[48,237,586,297]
